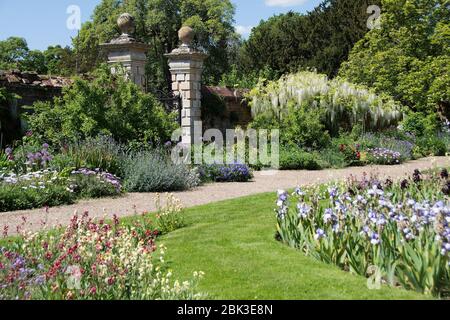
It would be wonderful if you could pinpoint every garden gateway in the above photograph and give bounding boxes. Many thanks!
[101,13,280,168]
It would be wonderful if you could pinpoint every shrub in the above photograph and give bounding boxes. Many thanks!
[198,163,253,182]
[25,65,177,147]
[279,147,322,170]
[52,136,125,177]
[415,135,447,157]
[315,148,347,169]
[154,193,185,234]
[123,150,200,192]
[0,212,204,300]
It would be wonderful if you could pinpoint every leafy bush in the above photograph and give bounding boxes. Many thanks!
[276,170,450,296]
[401,113,441,137]
[279,146,322,170]
[415,135,447,157]
[0,212,204,300]
[123,150,200,192]
[198,163,253,182]
[25,65,177,146]
[315,148,347,169]
[154,193,185,234]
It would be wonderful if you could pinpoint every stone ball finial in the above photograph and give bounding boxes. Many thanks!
[178,26,194,46]
[117,13,135,35]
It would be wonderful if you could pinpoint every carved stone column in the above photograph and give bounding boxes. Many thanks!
[165,27,208,145]
[100,13,149,91]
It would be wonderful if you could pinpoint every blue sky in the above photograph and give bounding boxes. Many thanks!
[0,0,322,50]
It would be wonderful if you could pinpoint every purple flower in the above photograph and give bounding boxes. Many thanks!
[314,228,326,240]
[5,148,12,155]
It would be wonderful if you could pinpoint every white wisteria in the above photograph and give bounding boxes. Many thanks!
[248,71,403,131]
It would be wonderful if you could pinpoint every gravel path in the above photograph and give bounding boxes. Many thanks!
[1,156,449,236]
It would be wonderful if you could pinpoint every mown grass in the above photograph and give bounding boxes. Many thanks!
[153,192,428,300]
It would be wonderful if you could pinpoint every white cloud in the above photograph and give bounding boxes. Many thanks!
[235,25,254,38]
[265,0,308,7]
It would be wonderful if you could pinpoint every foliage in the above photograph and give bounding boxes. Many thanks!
[0,170,75,212]
[358,133,414,161]
[0,212,204,300]
[240,0,380,78]
[69,168,122,199]
[0,37,75,75]
[52,136,126,177]
[279,147,322,170]
[415,135,448,158]
[248,71,403,136]
[123,149,200,192]
[73,0,238,90]
[0,88,21,148]
[401,112,442,137]
[154,193,185,234]
[276,170,450,296]
[25,66,177,146]
[339,0,450,116]
[198,163,253,182]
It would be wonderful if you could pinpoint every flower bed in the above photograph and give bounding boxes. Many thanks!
[367,148,402,165]
[198,163,253,183]
[0,210,203,300]
[275,169,450,297]
[0,168,122,212]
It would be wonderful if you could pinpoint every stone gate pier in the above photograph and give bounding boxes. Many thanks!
[165,27,208,145]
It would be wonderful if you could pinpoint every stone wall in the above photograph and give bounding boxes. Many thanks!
[202,86,252,133]
[0,70,72,117]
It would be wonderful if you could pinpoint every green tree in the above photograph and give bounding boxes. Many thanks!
[0,37,75,75]
[339,0,450,116]
[73,0,237,92]
[0,37,29,70]
[239,0,379,78]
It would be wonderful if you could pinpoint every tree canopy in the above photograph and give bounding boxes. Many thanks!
[0,37,75,76]
[239,0,380,78]
[339,0,450,117]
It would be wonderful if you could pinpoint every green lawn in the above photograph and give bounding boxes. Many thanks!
[156,192,427,300]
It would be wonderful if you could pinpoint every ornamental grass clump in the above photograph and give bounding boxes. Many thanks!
[275,170,450,297]
[0,212,204,300]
